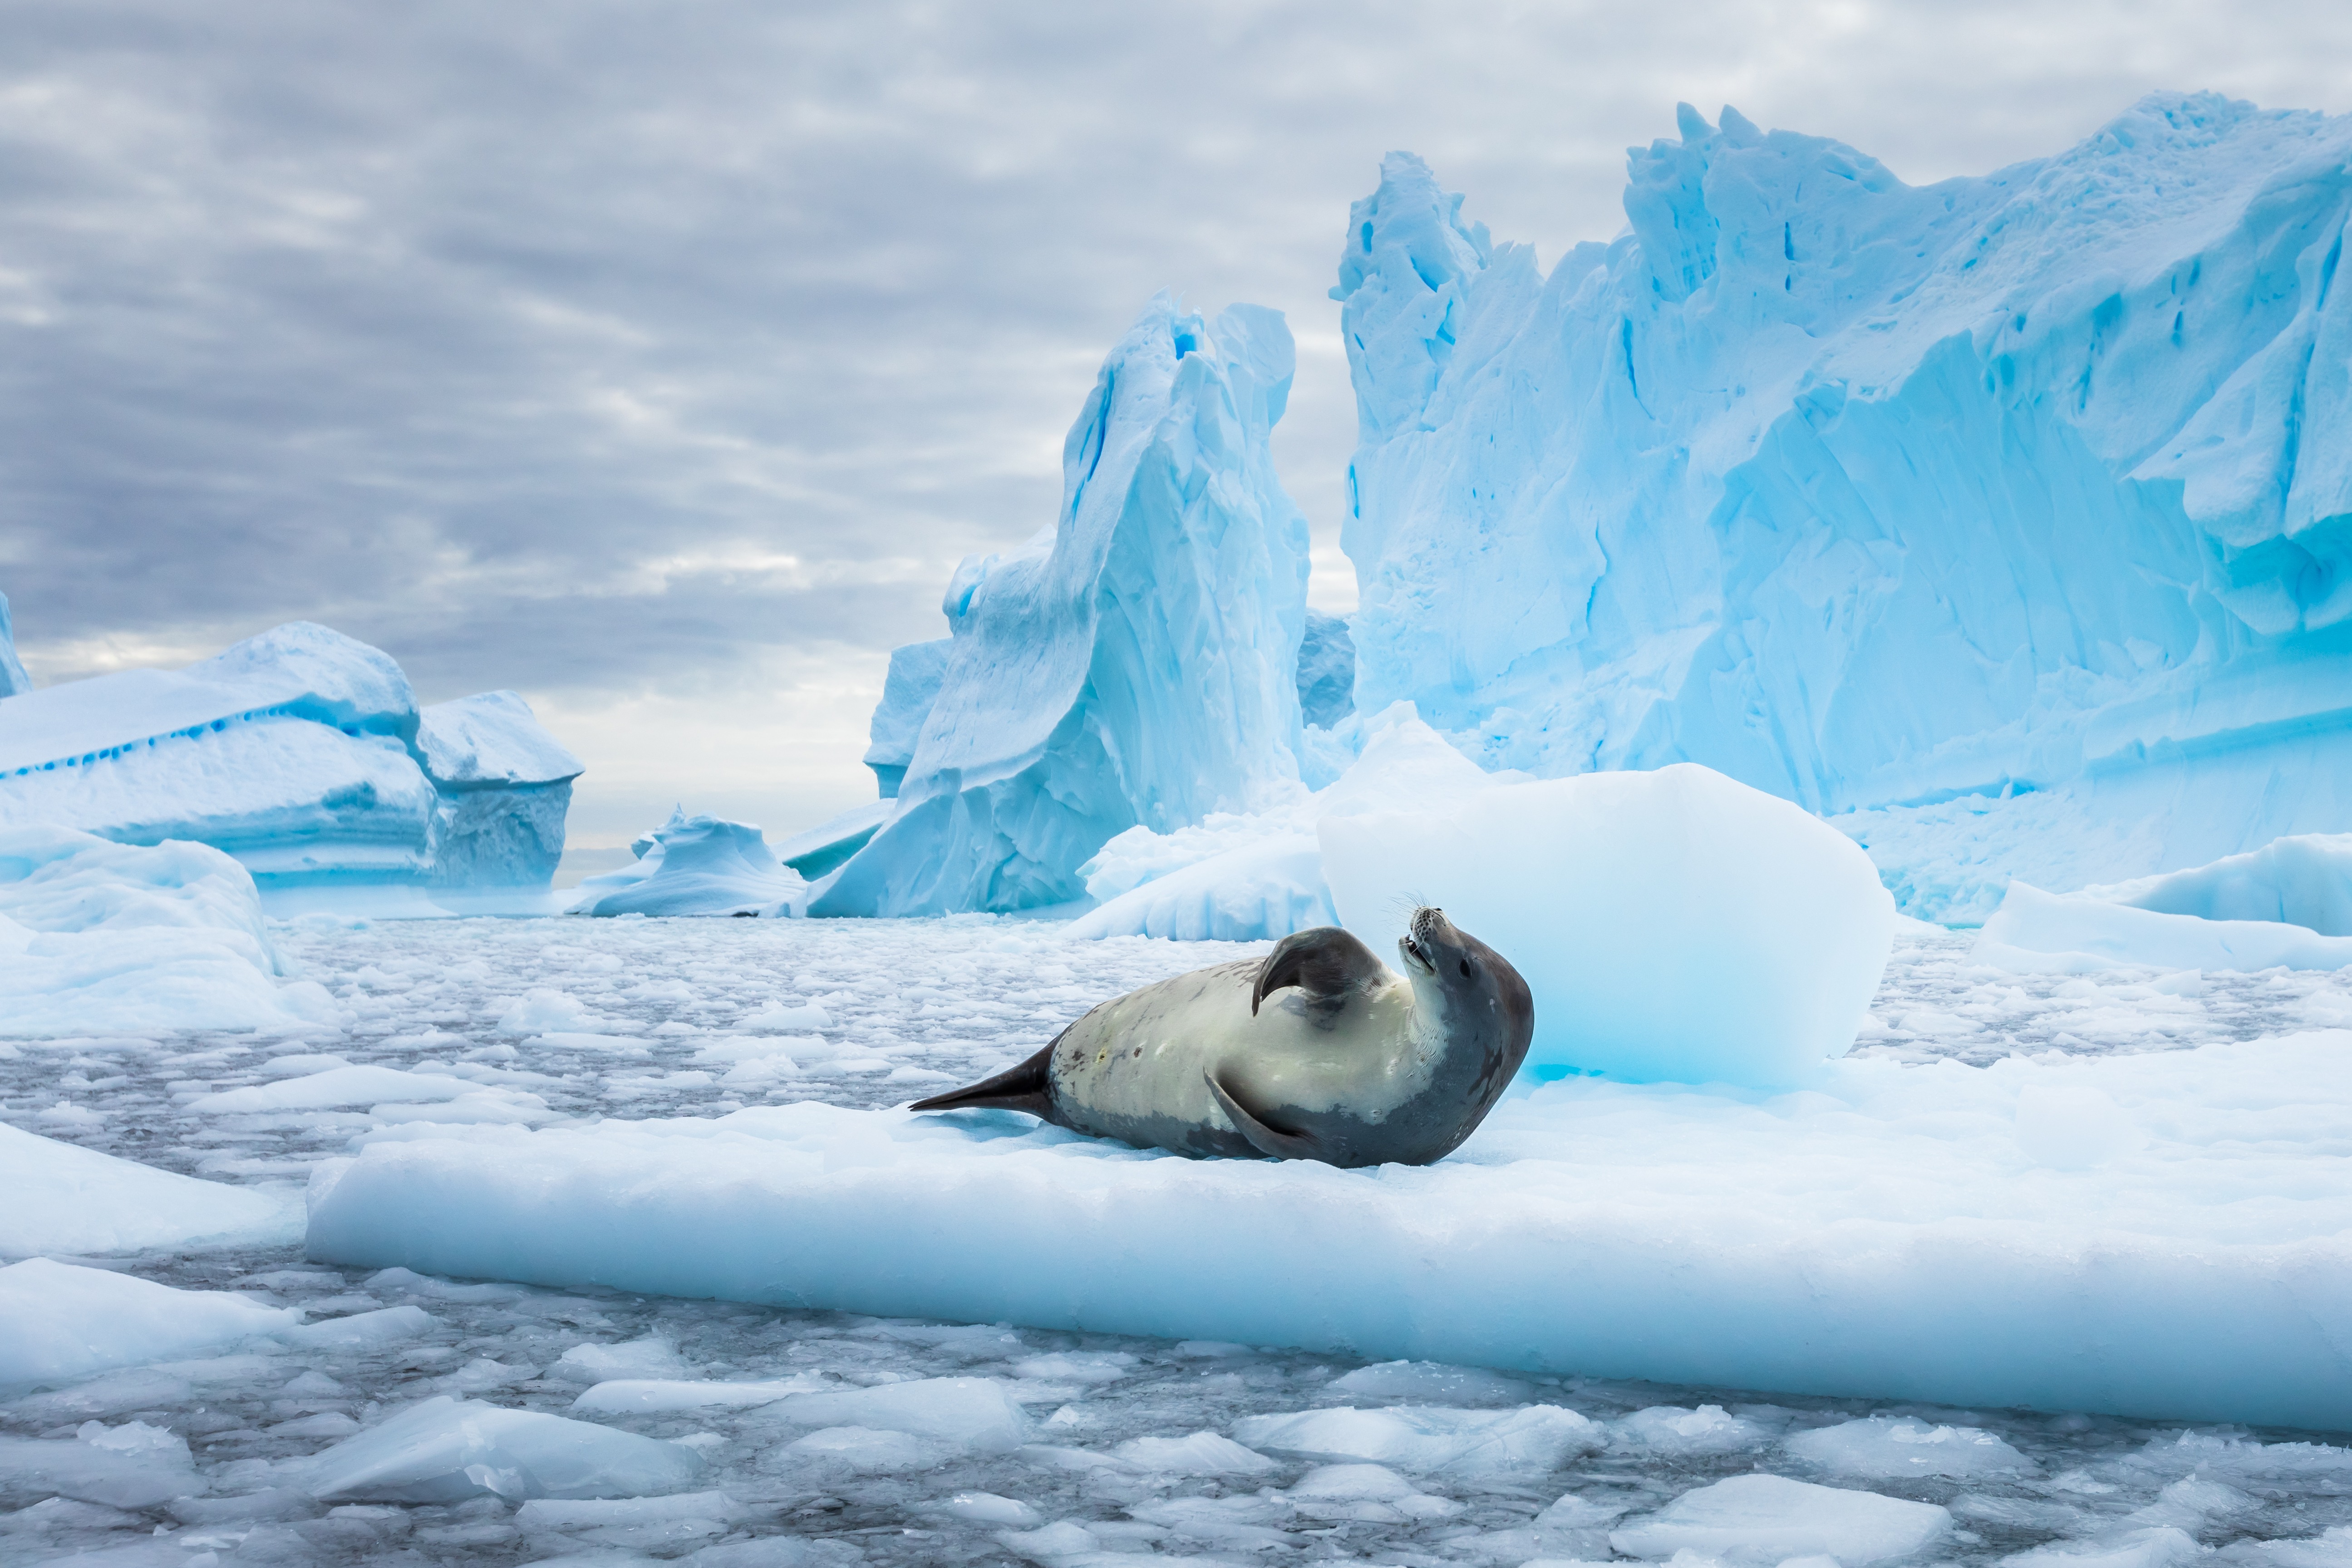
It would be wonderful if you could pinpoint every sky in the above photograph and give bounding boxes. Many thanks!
[6,0,2352,850]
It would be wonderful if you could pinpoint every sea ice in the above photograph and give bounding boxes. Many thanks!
[570,809,808,918]
[1232,1404,1604,1472]
[0,826,337,1036]
[0,1258,297,1391]
[1784,1414,2035,1477]
[0,1420,199,1509]
[1608,1472,1950,1562]
[1321,762,1894,1083]
[301,1022,2352,1429]
[0,1121,299,1257]
[1978,881,2352,973]
[1333,98,2352,906]
[0,621,579,910]
[292,1393,705,1502]
[819,294,1312,915]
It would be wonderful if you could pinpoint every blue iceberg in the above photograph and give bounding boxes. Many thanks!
[1334,96,2352,917]
[0,621,581,911]
[816,294,1313,916]
[569,808,807,918]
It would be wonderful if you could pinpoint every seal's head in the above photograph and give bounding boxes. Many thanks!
[1395,906,1535,1084]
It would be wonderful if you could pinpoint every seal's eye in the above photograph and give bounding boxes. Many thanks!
[1458,958,1473,978]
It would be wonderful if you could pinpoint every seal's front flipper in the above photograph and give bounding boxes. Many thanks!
[1250,925,1387,1016]
[910,1041,1055,1119]
[1206,1070,1324,1161]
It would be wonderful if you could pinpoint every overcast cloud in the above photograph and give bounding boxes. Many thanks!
[5,0,2351,845]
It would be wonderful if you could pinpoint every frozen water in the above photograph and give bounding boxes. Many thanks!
[5,914,2352,1566]
[0,622,580,909]
[0,1259,297,1390]
[1785,1415,2037,1479]
[821,294,1312,916]
[1322,762,1894,1084]
[570,811,808,919]
[0,826,338,1036]
[0,1122,300,1257]
[1608,1471,1952,1562]
[1979,882,2352,973]
[291,1392,706,1502]
[2099,834,2352,934]
[1335,102,2352,910]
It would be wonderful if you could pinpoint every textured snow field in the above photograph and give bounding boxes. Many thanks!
[5,915,2352,1567]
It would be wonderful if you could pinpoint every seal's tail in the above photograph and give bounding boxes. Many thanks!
[908,1039,1056,1119]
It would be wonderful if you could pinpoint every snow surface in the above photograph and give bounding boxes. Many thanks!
[0,622,580,910]
[1333,100,2352,911]
[1978,881,2352,973]
[6,914,2352,1563]
[570,810,809,919]
[820,294,1312,916]
[1321,761,1894,1084]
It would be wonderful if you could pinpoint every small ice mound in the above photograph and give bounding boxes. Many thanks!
[2006,1525,2204,1568]
[0,1258,299,1392]
[1110,1431,1278,1475]
[2220,1525,2352,1568]
[1287,1461,1463,1523]
[571,810,807,919]
[1327,1359,1535,1406]
[763,1377,1031,1451]
[1232,1403,1604,1473]
[516,1489,743,1553]
[936,1490,1043,1526]
[1320,763,1896,1086]
[1,1122,301,1257]
[1064,833,1333,941]
[784,1426,936,1473]
[738,1000,833,1034]
[1977,881,2352,973]
[1609,1473,1951,1564]
[571,1375,833,1415]
[1785,1415,2034,1478]
[185,1063,479,1113]
[496,987,633,1037]
[1012,1351,1136,1384]
[278,1304,436,1352]
[1613,1403,1776,1456]
[293,1394,705,1503]
[0,1419,198,1509]
[552,1337,692,1384]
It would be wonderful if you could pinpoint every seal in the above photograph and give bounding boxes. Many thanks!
[908,907,1533,1168]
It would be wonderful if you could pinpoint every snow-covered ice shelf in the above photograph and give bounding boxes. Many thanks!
[7,914,2352,1566]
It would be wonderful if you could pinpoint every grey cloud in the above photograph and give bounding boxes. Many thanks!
[5,0,2350,727]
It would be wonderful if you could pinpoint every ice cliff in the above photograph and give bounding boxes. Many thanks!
[0,593,29,699]
[817,293,1312,916]
[1338,95,2352,918]
[0,622,581,909]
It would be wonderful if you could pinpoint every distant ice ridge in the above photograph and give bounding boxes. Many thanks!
[0,591,29,698]
[818,293,1312,916]
[1973,831,2352,971]
[0,622,580,913]
[569,808,809,918]
[1336,96,2352,916]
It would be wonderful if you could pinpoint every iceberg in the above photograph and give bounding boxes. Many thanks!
[568,808,807,918]
[0,590,28,698]
[1333,97,2352,913]
[1294,609,1357,731]
[817,294,1312,916]
[0,1121,301,1257]
[0,621,581,912]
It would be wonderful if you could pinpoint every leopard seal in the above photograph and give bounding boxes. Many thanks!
[908,907,1533,1168]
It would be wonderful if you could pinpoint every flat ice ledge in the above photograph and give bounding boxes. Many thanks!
[305,1033,2352,1431]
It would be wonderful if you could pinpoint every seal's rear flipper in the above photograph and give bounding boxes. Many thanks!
[910,1042,1055,1119]
[1206,1071,1324,1161]
[1251,925,1387,1016]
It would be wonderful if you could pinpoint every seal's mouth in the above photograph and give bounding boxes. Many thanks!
[1397,906,1443,974]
